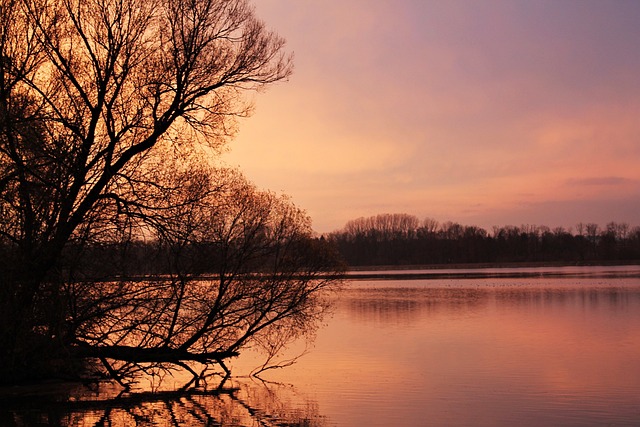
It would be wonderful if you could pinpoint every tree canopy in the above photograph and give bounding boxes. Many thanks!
[0,0,343,386]
[329,213,640,266]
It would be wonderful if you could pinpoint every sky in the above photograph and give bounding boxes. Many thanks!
[222,0,640,234]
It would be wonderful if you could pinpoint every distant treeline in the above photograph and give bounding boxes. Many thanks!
[326,213,640,266]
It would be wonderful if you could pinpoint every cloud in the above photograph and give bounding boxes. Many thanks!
[224,1,640,233]
[566,177,636,187]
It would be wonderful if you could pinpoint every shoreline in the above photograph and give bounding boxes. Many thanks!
[343,261,640,280]
[346,260,640,272]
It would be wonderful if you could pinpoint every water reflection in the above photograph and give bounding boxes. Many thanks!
[4,269,640,426]
[341,280,640,325]
[308,277,640,426]
[0,379,328,427]
[344,287,491,324]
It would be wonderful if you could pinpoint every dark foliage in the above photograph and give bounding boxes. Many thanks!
[0,0,344,387]
[329,214,640,267]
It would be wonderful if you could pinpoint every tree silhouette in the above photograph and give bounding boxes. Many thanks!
[67,166,342,387]
[330,213,640,267]
[0,0,343,385]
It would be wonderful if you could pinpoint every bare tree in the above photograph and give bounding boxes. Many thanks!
[421,217,440,235]
[0,0,299,382]
[342,213,421,242]
[65,166,343,388]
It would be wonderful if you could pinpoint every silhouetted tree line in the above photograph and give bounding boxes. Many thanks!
[54,234,338,282]
[328,213,640,266]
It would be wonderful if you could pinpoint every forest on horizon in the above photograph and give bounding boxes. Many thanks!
[326,213,640,267]
[62,213,640,279]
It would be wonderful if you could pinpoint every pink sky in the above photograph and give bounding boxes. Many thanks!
[222,0,640,234]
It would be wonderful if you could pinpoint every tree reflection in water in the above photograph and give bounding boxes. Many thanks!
[0,379,328,427]
[342,282,640,325]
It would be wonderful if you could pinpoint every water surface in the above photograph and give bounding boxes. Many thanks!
[241,265,640,426]
[3,266,640,426]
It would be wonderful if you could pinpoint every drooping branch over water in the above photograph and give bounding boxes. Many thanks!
[63,168,343,388]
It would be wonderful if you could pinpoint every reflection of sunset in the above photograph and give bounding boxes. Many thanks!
[255,278,640,426]
[7,274,640,426]
[3,380,329,427]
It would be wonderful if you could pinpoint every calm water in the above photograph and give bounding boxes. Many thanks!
[3,266,640,426]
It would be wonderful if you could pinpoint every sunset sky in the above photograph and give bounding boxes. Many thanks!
[223,0,640,234]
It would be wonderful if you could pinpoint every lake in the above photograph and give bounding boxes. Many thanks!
[2,265,640,426]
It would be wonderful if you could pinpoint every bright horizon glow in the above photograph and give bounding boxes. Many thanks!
[222,0,640,234]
